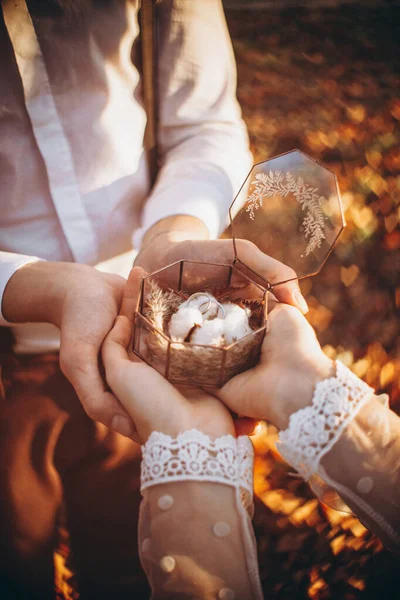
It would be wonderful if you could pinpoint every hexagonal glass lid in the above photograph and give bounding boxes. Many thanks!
[228,150,345,287]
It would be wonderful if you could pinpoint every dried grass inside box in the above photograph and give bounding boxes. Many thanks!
[133,151,345,387]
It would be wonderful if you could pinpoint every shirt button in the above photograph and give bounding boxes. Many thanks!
[218,588,235,600]
[160,555,176,573]
[157,494,174,511]
[357,476,374,494]
[213,522,231,538]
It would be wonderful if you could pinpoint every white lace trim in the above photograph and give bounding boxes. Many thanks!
[277,360,374,480]
[141,429,254,509]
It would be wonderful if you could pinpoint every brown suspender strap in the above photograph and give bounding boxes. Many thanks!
[139,0,159,187]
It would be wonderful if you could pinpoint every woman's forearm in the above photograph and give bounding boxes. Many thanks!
[277,360,400,551]
[138,430,263,599]
[320,395,400,550]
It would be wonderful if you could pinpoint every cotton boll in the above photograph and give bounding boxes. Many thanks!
[222,303,251,326]
[222,303,247,318]
[223,304,252,345]
[224,316,252,345]
[169,307,203,341]
[191,318,225,346]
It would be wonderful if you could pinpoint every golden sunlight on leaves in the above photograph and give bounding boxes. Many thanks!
[380,361,396,387]
[233,3,400,583]
[346,104,366,124]
[348,204,379,236]
[390,98,400,120]
[383,148,400,172]
[330,534,347,555]
[307,299,334,332]
[289,500,319,527]
[348,577,366,592]
[366,148,382,169]
[384,229,400,250]
[308,567,330,598]
[55,527,78,600]
[352,357,371,379]
[384,213,398,233]
[340,264,360,287]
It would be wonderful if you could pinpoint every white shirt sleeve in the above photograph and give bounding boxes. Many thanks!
[133,0,253,248]
[138,430,263,599]
[0,252,43,325]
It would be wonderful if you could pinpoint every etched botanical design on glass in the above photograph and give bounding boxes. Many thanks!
[245,170,327,256]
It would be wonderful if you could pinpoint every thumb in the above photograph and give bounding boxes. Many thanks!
[103,316,186,432]
[235,241,309,314]
[120,266,147,321]
[102,315,133,374]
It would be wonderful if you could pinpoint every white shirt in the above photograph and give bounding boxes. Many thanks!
[0,0,252,352]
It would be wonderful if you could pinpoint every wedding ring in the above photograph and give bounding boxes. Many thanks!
[187,292,225,320]
[199,298,225,319]
[186,292,212,313]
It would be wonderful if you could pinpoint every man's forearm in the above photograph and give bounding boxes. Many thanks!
[2,261,78,326]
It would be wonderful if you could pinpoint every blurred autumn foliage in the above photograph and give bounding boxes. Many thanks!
[56,3,400,599]
[227,3,400,599]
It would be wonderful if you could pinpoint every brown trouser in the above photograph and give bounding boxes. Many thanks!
[0,351,150,600]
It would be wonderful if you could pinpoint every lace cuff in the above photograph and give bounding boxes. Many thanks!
[141,429,254,510]
[277,360,375,480]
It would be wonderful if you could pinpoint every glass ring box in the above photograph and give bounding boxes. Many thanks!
[133,150,345,387]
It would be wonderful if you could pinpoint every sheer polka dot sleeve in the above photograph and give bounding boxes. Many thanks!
[138,431,263,599]
[277,360,400,552]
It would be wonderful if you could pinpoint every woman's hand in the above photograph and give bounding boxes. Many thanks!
[217,303,334,430]
[102,268,235,443]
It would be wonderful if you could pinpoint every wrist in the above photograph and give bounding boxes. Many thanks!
[135,215,211,275]
[183,419,235,440]
[270,355,335,430]
[144,415,234,443]
[142,401,234,443]
[140,215,210,251]
[140,427,252,497]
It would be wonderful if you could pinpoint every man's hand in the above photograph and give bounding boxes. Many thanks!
[2,261,135,437]
[135,216,309,313]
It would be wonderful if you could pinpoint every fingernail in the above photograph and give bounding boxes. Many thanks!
[111,414,135,438]
[292,289,309,314]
